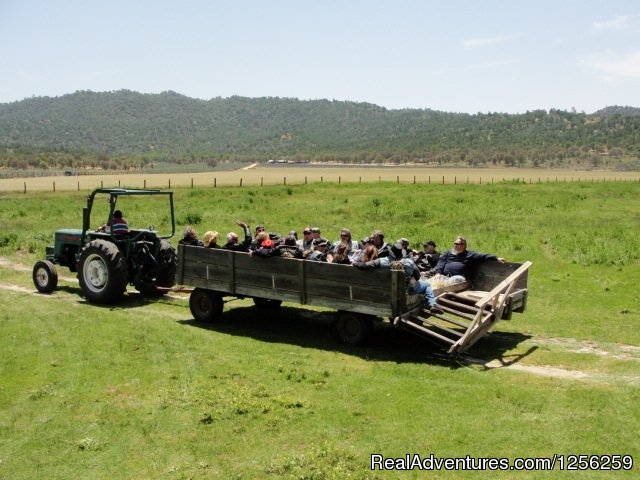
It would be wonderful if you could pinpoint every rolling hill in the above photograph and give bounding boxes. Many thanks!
[1,90,639,170]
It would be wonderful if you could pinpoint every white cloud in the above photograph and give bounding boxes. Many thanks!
[583,51,640,78]
[592,14,638,31]
[461,35,516,48]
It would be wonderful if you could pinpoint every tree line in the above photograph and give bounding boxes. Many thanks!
[1,90,639,171]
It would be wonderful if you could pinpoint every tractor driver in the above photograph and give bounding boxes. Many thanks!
[98,209,129,235]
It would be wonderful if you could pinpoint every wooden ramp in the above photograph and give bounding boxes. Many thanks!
[394,261,532,354]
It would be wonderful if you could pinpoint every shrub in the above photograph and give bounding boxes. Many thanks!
[178,212,202,225]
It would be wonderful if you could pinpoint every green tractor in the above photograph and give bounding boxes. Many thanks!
[32,188,177,304]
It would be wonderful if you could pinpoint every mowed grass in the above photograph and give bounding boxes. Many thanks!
[0,180,639,479]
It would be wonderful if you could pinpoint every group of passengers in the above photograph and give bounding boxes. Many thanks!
[178,223,505,313]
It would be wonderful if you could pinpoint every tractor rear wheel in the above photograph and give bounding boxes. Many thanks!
[33,260,58,293]
[78,239,128,304]
[137,239,177,296]
[155,240,177,288]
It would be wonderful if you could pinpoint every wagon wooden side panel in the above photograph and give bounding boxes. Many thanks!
[177,245,407,318]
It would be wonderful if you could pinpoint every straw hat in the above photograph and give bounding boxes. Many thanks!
[203,230,218,247]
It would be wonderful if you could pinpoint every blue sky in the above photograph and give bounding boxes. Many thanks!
[1,0,639,113]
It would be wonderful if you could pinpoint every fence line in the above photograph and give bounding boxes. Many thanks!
[4,172,640,194]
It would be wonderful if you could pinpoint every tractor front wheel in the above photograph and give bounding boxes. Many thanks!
[33,260,58,294]
[78,240,128,304]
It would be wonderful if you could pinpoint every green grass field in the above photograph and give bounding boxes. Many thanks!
[1,180,639,479]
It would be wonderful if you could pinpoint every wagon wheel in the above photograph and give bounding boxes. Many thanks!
[334,311,374,346]
[33,260,58,294]
[253,297,283,309]
[189,288,224,322]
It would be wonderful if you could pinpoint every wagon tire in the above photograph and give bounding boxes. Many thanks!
[78,239,128,304]
[189,288,224,323]
[33,260,58,294]
[253,297,282,309]
[335,311,374,346]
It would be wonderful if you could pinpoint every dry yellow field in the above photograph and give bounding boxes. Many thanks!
[1,165,639,192]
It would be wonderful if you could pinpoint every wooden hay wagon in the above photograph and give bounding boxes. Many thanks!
[177,245,531,354]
